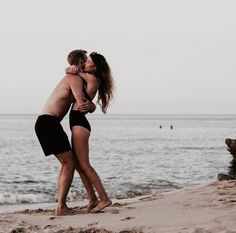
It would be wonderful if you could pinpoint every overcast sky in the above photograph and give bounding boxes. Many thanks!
[0,0,236,114]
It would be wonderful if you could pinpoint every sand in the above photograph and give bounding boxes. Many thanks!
[0,180,235,233]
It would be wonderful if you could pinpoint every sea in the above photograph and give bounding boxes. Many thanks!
[0,114,235,207]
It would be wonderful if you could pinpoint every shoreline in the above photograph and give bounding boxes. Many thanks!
[0,180,236,233]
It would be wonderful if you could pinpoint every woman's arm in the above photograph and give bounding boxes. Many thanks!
[65,65,80,75]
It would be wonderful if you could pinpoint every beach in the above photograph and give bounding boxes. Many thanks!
[0,180,235,233]
[1,114,236,232]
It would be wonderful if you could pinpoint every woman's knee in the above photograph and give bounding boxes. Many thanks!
[74,162,83,173]
[80,162,92,173]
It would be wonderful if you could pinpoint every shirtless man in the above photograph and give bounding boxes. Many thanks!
[35,49,94,215]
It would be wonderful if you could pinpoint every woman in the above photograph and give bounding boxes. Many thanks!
[68,52,114,213]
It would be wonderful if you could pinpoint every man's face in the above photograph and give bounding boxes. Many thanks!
[79,57,86,70]
[84,56,96,73]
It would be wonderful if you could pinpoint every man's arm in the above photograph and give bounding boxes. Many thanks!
[66,74,84,105]
[66,74,96,113]
[77,97,96,113]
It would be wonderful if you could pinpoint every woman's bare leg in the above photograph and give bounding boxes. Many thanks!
[72,126,112,212]
[73,154,99,212]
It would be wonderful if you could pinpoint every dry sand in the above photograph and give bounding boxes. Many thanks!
[0,180,235,233]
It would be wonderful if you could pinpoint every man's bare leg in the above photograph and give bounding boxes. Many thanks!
[57,166,63,202]
[55,151,75,215]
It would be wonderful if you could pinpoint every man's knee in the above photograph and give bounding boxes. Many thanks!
[57,153,75,168]
[67,159,75,169]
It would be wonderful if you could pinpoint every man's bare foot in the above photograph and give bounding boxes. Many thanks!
[90,199,112,213]
[86,200,99,213]
[55,206,74,216]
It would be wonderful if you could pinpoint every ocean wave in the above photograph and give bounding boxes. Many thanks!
[2,180,41,184]
[0,193,51,205]
[171,146,224,151]
[112,181,180,199]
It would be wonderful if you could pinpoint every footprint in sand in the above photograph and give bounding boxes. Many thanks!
[218,198,226,202]
[88,222,98,227]
[139,195,158,201]
[49,216,60,220]
[44,225,56,229]
[12,225,40,232]
[218,191,230,196]
[125,206,136,209]
[111,209,120,214]
[226,199,236,203]
[121,216,135,221]
[112,202,127,207]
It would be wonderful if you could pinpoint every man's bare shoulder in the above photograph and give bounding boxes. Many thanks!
[64,74,80,84]
[64,74,76,81]
[56,76,70,88]
[64,74,84,92]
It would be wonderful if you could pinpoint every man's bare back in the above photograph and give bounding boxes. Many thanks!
[41,77,75,119]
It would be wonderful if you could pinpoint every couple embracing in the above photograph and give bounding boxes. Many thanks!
[35,50,114,215]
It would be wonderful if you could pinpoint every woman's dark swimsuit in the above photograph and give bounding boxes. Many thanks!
[69,88,91,132]
[69,110,91,132]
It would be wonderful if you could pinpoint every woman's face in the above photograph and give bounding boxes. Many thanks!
[84,56,96,73]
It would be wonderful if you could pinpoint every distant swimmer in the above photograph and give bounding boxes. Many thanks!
[170,125,173,130]
[159,125,162,129]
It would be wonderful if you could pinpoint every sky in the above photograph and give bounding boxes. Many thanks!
[0,0,236,114]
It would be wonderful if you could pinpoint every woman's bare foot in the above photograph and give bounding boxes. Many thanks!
[55,205,74,216]
[90,199,112,213]
[86,200,99,213]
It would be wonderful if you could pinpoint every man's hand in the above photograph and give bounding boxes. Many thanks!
[65,65,80,75]
[77,97,96,114]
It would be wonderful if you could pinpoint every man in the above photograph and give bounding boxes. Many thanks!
[35,49,95,215]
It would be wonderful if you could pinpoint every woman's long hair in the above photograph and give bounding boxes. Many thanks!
[90,52,114,113]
